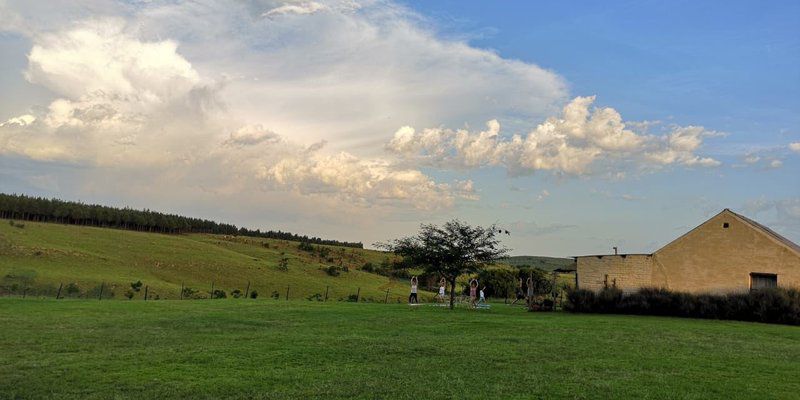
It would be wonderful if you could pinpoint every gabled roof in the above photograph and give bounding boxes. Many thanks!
[727,209,800,255]
[653,208,800,256]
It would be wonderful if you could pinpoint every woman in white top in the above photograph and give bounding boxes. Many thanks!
[437,278,446,303]
[409,276,419,304]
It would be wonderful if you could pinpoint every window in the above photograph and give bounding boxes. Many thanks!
[723,222,729,228]
[750,273,777,290]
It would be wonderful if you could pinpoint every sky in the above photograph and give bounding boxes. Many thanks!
[0,0,798,256]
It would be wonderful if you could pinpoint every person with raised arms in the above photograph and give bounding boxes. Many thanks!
[469,279,478,308]
[408,276,419,304]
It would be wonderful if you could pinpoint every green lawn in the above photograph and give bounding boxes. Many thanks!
[1,299,798,399]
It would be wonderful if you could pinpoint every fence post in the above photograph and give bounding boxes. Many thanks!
[180,282,184,300]
[56,283,63,300]
[384,289,389,304]
[325,286,329,301]
[98,282,104,300]
[285,285,290,301]
[245,281,251,299]
[144,285,149,301]
[210,281,214,299]
[356,287,360,303]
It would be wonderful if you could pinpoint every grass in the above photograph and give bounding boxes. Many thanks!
[0,219,410,301]
[1,299,798,399]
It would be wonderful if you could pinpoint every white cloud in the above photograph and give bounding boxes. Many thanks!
[0,114,35,126]
[224,124,281,146]
[259,150,468,209]
[387,96,721,175]
[790,142,800,153]
[263,2,327,18]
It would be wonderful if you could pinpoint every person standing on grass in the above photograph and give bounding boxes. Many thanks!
[437,278,447,303]
[526,275,534,308]
[409,276,419,304]
[469,279,478,308]
[511,278,525,305]
[478,286,487,305]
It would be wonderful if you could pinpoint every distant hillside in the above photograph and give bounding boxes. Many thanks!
[0,193,362,248]
[0,219,410,301]
[499,255,575,271]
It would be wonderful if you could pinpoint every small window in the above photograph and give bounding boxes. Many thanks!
[750,273,777,290]
[723,222,729,228]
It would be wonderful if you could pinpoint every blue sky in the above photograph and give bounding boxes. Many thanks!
[0,0,798,256]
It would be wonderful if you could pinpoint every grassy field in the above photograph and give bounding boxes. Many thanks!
[1,299,798,399]
[0,219,413,302]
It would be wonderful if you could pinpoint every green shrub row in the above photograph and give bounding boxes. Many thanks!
[566,287,800,325]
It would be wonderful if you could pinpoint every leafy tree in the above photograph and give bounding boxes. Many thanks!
[379,219,508,309]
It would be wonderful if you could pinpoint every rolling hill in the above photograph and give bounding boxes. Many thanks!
[0,219,410,302]
[499,255,575,271]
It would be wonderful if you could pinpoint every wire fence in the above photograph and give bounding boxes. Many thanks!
[0,280,571,309]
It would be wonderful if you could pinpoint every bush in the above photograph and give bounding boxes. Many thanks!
[271,290,280,300]
[307,293,323,301]
[130,280,143,292]
[361,262,375,273]
[124,289,135,300]
[346,294,359,302]
[565,287,800,325]
[211,289,227,299]
[181,286,196,299]
[277,258,289,272]
[250,290,259,299]
[324,265,348,277]
[231,289,243,298]
[65,282,80,297]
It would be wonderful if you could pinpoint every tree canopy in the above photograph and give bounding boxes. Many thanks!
[379,219,509,309]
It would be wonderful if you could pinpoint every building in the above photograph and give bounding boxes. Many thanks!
[575,209,800,293]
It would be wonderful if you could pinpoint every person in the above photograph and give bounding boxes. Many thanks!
[511,278,525,305]
[469,279,478,308]
[408,276,418,304]
[437,278,446,303]
[478,286,486,305]
[526,275,534,308]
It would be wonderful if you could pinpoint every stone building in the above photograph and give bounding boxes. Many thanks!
[575,209,800,293]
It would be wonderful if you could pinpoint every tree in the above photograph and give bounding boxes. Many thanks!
[378,219,509,309]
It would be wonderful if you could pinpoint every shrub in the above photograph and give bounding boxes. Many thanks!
[65,282,80,297]
[361,262,375,273]
[565,287,800,325]
[250,290,258,299]
[231,289,243,298]
[271,290,280,300]
[307,293,323,301]
[325,265,341,277]
[211,289,227,299]
[181,286,197,299]
[346,294,359,302]
[130,280,143,292]
[124,289,135,300]
[277,258,289,272]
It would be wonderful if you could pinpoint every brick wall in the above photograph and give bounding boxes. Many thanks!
[576,255,653,292]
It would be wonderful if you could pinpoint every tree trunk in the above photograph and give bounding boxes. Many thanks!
[449,276,457,310]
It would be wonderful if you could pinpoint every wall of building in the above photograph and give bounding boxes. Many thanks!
[651,211,800,293]
[576,254,653,292]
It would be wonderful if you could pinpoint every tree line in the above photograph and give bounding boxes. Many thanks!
[0,193,363,248]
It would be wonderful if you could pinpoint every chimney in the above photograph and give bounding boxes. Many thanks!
[613,246,618,255]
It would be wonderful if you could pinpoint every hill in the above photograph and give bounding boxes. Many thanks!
[0,219,410,302]
[499,255,575,271]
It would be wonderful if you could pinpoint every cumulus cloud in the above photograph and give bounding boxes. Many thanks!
[387,96,721,175]
[258,150,471,209]
[790,142,800,153]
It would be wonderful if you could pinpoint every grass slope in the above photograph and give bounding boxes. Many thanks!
[1,299,798,399]
[500,255,575,271]
[0,219,410,302]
